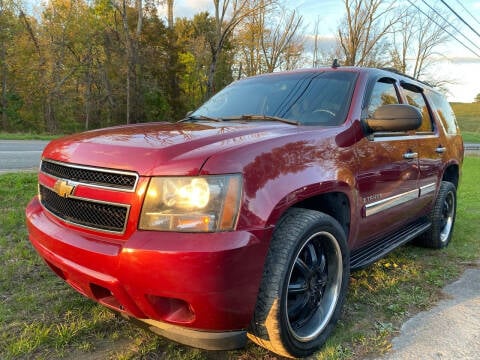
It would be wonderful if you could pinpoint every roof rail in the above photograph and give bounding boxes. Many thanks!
[380,67,432,87]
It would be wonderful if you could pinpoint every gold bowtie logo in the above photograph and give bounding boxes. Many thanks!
[53,179,76,198]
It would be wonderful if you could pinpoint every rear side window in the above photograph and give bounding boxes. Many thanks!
[426,90,459,135]
[403,88,433,132]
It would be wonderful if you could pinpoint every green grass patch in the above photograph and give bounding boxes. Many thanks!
[1,158,479,359]
[0,133,60,140]
[451,102,480,139]
[462,132,480,143]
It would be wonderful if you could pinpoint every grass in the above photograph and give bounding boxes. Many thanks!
[451,102,480,143]
[0,133,60,141]
[0,158,479,360]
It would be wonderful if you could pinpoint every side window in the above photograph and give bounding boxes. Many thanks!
[402,88,433,132]
[426,90,459,135]
[367,79,399,118]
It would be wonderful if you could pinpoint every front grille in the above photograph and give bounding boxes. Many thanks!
[41,160,137,190]
[39,185,129,233]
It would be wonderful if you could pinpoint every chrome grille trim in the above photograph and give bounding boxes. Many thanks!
[39,184,130,234]
[41,159,139,192]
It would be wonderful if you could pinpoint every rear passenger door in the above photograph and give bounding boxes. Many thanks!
[355,77,420,246]
[399,83,442,212]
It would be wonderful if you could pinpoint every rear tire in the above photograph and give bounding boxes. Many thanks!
[417,181,457,249]
[248,208,349,358]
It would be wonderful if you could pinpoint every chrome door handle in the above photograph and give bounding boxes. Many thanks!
[403,152,418,159]
[436,146,446,154]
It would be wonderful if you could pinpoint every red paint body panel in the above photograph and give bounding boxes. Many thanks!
[27,196,272,330]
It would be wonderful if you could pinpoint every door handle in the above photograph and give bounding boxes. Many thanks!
[436,146,446,154]
[403,152,418,159]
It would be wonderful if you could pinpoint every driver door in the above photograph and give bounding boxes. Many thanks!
[355,78,420,248]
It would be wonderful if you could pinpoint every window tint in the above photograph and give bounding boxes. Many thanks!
[426,90,459,135]
[282,72,357,125]
[192,71,358,126]
[403,88,433,132]
[367,80,399,117]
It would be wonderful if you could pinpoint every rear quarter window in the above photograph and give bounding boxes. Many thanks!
[426,90,459,135]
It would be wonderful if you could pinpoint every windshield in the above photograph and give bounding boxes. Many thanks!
[191,71,357,126]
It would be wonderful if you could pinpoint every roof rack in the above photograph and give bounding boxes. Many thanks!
[380,67,432,87]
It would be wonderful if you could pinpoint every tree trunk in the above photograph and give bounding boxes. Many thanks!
[1,41,7,131]
[84,58,92,130]
[207,49,218,97]
[167,0,174,29]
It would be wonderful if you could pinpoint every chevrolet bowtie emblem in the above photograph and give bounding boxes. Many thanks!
[53,179,76,198]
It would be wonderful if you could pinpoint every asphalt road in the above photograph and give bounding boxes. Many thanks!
[0,140,49,174]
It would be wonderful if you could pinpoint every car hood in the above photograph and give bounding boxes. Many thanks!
[42,121,299,176]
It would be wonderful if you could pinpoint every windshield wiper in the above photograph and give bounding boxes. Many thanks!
[223,114,299,125]
[179,114,223,123]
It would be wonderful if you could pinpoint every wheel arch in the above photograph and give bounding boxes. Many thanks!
[442,162,460,188]
[266,185,352,242]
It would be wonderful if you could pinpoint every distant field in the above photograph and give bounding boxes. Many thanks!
[451,102,480,143]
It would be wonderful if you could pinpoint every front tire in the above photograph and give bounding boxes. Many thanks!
[248,208,350,358]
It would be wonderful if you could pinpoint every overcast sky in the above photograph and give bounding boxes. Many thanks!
[162,0,480,102]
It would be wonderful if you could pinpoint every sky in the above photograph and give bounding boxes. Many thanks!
[162,0,480,102]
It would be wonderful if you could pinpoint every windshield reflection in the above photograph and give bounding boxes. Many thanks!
[191,71,357,126]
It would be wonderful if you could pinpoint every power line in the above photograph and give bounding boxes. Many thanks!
[419,0,480,54]
[407,0,480,58]
[440,0,480,40]
[453,0,480,29]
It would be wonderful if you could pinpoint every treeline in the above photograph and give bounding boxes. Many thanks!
[0,0,307,133]
[0,0,452,134]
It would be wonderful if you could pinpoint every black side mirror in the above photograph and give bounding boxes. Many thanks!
[365,104,422,132]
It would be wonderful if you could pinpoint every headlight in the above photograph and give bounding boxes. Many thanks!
[139,175,242,232]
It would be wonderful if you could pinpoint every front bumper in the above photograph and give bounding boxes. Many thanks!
[26,196,271,350]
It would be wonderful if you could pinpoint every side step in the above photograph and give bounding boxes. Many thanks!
[350,218,431,271]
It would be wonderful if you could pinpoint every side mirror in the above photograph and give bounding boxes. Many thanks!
[365,104,422,132]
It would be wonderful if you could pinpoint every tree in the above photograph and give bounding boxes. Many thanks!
[260,6,303,72]
[206,0,271,96]
[475,93,480,103]
[390,6,450,79]
[337,0,398,67]
[234,2,265,76]
[175,12,233,107]
[0,0,12,130]
[111,0,145,124]
[234,1,303,77]
[0,0,27,131]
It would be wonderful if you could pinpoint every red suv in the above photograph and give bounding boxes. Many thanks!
[26,66,463,358]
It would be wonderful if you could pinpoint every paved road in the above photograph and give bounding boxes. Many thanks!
[0,140,49,174]
[465,143,480,156]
